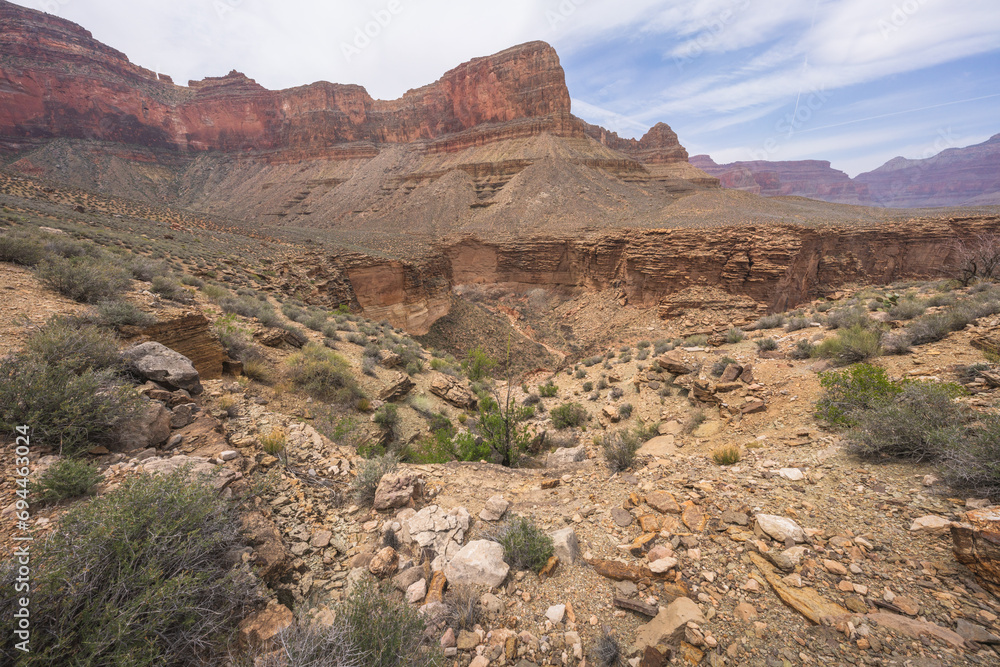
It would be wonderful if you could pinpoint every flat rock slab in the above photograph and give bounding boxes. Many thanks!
[755,514,805,543]
[868,612,966,648]
[750,552,848,624]
[589,558,670,582]
[123,341,202,394]
[647,490,681,514]
[633,597,706,653]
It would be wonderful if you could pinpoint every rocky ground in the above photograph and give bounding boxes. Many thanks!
[4,203,1000,667]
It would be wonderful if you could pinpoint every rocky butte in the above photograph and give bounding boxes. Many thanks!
[1,0,999,334]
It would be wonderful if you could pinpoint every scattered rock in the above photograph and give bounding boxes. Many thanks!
[547,445,585,467]
[239,600,293,646]
[369,546,399,579]
[118,400,171,451]
[443,540,509,588]
[429,372,477,409]
[952,509,1000,598]
[657,352,693,375]
[633,597,706,652]
[750,553,847,624]
[546,604,566,624]
[612,507,634,527]
[373,472,424,511]
[909,515,952,534]
[479,495,510,521]
[378,372,415,401]
[647,490,681,514]
[755,514,805,543]
[122,341,202,394]
[550,527,580,564]
[868,612,965,648]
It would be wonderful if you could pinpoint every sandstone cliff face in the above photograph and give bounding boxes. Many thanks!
[690,156,872,205]
[0,1,574,155]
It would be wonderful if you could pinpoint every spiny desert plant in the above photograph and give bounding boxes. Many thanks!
[491,515,554,573]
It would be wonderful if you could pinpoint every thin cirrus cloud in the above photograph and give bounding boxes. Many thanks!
[21,0,1000,174]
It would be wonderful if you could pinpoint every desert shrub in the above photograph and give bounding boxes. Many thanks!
[601,431,641,473]
[471,394,534,466]
[247,622,361,667]
[711,356,736,377]
[363,343,382,359]
[260,428,287,456]
[0,230,46,265]
[905,312,954,345]
[538,381,558,397]
[405,360,423,376]
[446,585,481,632]
[242,357,274,383]
[336,578,436,667]
[653,339,672,355]
[881,330,913,355]
[93,299,156,328]
[346,332,367,345]
[683,410,707,434]
[785,316,811,332]
[373,404,400,435]
[813,325,881,365]
[581,381,593,392]
[825,306,872,330]
[574,368,587,379]
[464,346,497,381]
[888,298,926,320]
[551,402,587,429]
[303,312,328,331]
[725,327,745,344]
[816,300,834,312]
[285,344,363,403]
[814,363,903,426]
[26,316,120,374]
[958,362,993,384]
[201,283,230,302]
[36,255,131,303]
[128,257,168,281]
[684,334,708,346]
[756,337,778,352]
[609,386,624,399]
[596,377,608,390]
[636,348,649,361]
[711,444,741,465]
[406,429,457,464]
[790,339,816,360]
[350,454,399,505]
[491,516,554,573]
[847,382,966,461]
[751,313,785,330]
[618,403,633,418]
[0,469,259,666]
[926,292,957,307]
[591,634,622,667]
[0,355,140,457]
[282,303,308,322]
[180,274,204,287]
[31,458,103,503]
[214,315,265,363]
[939,413,1000,497]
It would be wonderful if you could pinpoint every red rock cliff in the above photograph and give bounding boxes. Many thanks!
[0,1,575,154]
[690,155,871,205]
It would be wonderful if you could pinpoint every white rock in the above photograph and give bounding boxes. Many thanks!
[550,527,580,564]
[479,495,510,521]
[406,578,427,604]
[778,468,804,481]
[220,450,239,461]
[909,515,952,534]
[443,540,509,588]
[547,445,586,468]
[755,514,805,543]
[649,557,679,573]
[546,604,566,624]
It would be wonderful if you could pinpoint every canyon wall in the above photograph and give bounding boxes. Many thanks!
[690,156,872,205]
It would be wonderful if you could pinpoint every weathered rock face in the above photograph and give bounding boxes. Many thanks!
[136,314,225,380]
[0,2,572,155]
[690,155,872,205]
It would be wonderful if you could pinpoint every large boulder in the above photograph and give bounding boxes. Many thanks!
[400,505,471,562]
[656,352,693,375]
[123,342,202,394]
[550,527,580,564]
[374,472,424,511]
[443,540,509,588]
[633,597,706,652]
[428,372,477,409]
[117,400,171,451]
[547,445,585,468]
[952,508,1000,598]
[238,600,293,646]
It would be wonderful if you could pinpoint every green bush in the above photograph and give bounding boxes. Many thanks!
[32,458,104,503]
[790,339,816,359]
[373,404,400,435]
[785,316,811,332]
[939,413,1000,497]
[814,363,903,426]
[473,394,534,466]
[538,381,558,397]
[285,344,363,403]
[847,382,967,461]
[601,430,641,473]
[888,298,926,320]
[684,334,708,346]
[36,255,132,303]
[618,403,633,418]
[0,230,46,265]
[151,275,192,302]
[551,402,588,429]
[335,578,437,667]
[711,444,741,465]
[26,317,120,374]
[725,327,745,343]
[813,325,881,365]
[93,300,156,328]
[128,257,168,281]
[464,346,497,381]
[492,515,554,573]
[825,306,872,330]
[350,454,398,505]
[0,468,259,666]
[0,355,141,457]
[756,337,778,351]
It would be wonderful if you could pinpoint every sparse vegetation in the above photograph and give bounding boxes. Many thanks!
[36,255,131,303]
[751,313,785,330]
[711,444,741,466]
[93,299,156,328]
[538,381,558,397]
[550,402,588,428]
[756,337,778,352]
[725,327,745,343]
[600,430,641,473]
[350,454,399,505]
[260,428,287,457]
[491,515,554,573]
[31,458,104,503]
[710,356,736,377]
[814,325,882,365]
[0,468,259,666]
[285,344,363,403]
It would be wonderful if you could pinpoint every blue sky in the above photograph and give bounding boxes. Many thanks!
[26,0,1000,176]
